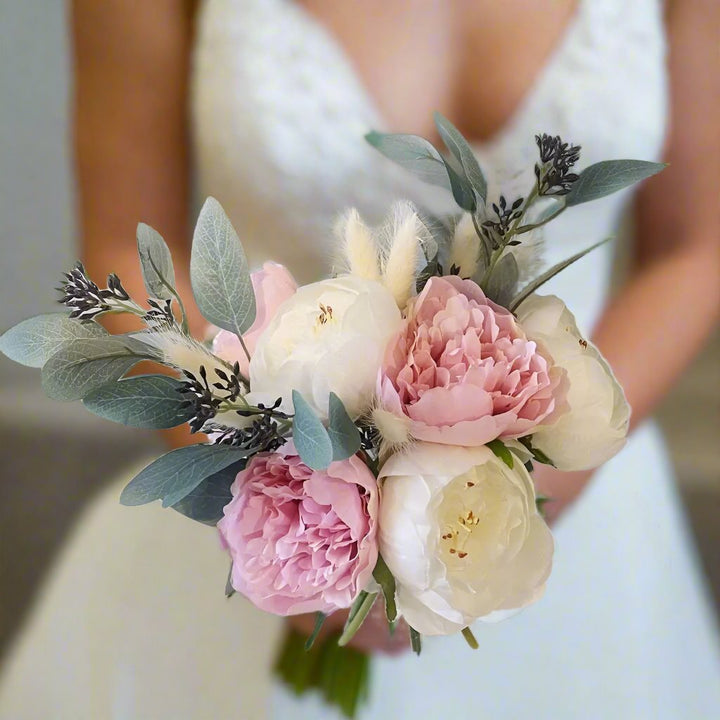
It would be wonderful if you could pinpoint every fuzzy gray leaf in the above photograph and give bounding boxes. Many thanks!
[41,337,154,401]
[137,223,176,300]
[0,314,107,368]
[566,160,665,207]
[83,374,193,429]
[190,197,256,336]
[120,444,249,507]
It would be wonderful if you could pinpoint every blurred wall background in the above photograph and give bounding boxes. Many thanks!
[0,1,717,660]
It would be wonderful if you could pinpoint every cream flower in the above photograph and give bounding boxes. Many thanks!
[517,294,630,470]
[378,443,554,636]
[249,275,402,419]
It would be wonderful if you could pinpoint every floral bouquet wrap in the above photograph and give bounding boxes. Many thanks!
[0,115,663,717]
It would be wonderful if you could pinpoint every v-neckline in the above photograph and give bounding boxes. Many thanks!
[290,0,585,151]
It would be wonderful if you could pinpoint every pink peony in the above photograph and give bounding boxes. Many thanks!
[376,275,566,446]
[218,444,379,616]
[212,262,297,376]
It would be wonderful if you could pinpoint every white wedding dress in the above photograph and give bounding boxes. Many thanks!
[2,0,719,718]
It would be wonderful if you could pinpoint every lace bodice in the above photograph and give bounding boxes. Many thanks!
[191,0,667,332]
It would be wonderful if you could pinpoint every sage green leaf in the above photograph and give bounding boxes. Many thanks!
[83,374,193,429]
[137,223,176,300]
[171,458,246,525]
[190,197,256,335]
[304,612,327,651]
[566,160,666,206]
[338,591,378,647]
[483,252,519,307]
[292,390,333,471]
[365,131,453,191]
[120,443,249,507]
[434,112,487,201]
[41,337,154,401]
[442,156,477,211]
[509,237,611,312]
[0,313,107,368]
[327,392,361,461]
[372,555,398,623]
[487,439,514,469]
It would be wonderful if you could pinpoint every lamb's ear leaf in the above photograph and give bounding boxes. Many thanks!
[137,223,176,300]
[0,313,106,368]
[565,160,666,206]
[41,336,154,401]
[327,392,361,461]
[190,197,256,335]
[83,374,193,429]
[434,112,487,202]
[509,237,611,312]
[292,390,333,470]
[120,443,250,507]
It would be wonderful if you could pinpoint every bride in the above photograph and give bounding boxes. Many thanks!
[2,0,719,718]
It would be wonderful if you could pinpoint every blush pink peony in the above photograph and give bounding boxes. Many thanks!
[217,443,379,616]
[376,275,567,446]
[212,262,297,376]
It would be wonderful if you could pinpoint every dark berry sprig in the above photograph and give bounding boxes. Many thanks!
[144,298,176,329]
[207,414,286,452]
[534,134,581,196]
[177,366,222,433]
[58,263,135,321]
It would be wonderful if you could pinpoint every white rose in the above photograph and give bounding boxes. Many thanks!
[517,294,630,471]
[378,443,554,636]
[249,275,401,419]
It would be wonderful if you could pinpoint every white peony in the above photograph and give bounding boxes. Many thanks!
[517,294,630,471]
[378,443,554,636]
[249,275,402,419]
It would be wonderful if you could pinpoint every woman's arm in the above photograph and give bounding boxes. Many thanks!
[72,0,202,334]
[538,0,720,519]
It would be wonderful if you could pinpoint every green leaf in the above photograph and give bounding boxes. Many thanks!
[365,130,453,191]
[137,223,176,300]
[338,591,378,647]
[483,252,519,307]
[190,197,256,336]
[565,160,666,207]
[372,555,397,623]
[0,313,107,368]
[487,439,514,469]
[327,392,361,461]
[409,627,422,655]
[434,112,487,201]
[41,337,154,401]
[82,374,193,429]
[292,390,333,471]
[509,237,611,312]
[171,458,246,525]
[518,436,556,467]
[461,626,479,650]
[304,612,327,651]
[225,563,235,598]
[119,443,250,507]
[442,156,477,211]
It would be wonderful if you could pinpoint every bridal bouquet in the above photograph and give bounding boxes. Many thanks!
[1,115,663,717]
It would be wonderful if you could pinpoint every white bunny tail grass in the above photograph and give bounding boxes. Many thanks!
[381,202,426,308]
[336,208,381,281]
[449,214,482,278]
[371,406,412,451]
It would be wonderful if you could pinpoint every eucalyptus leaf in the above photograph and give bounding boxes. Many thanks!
[327,392,361,461]
[509,237,611,311]
[487,439,514,469]
[292,390,333,471]
[83,374,193,429]
[120,443,250,507]
[171,458,247,524]
[442,156,477,211]
[0,313,107,368]
[137,223,176,300]
[365,131,453,191]
[41,337,154,401]
[434,112,487,202]
[190,197,256,336]
[483,252,519,307]
[566,160,665,206]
